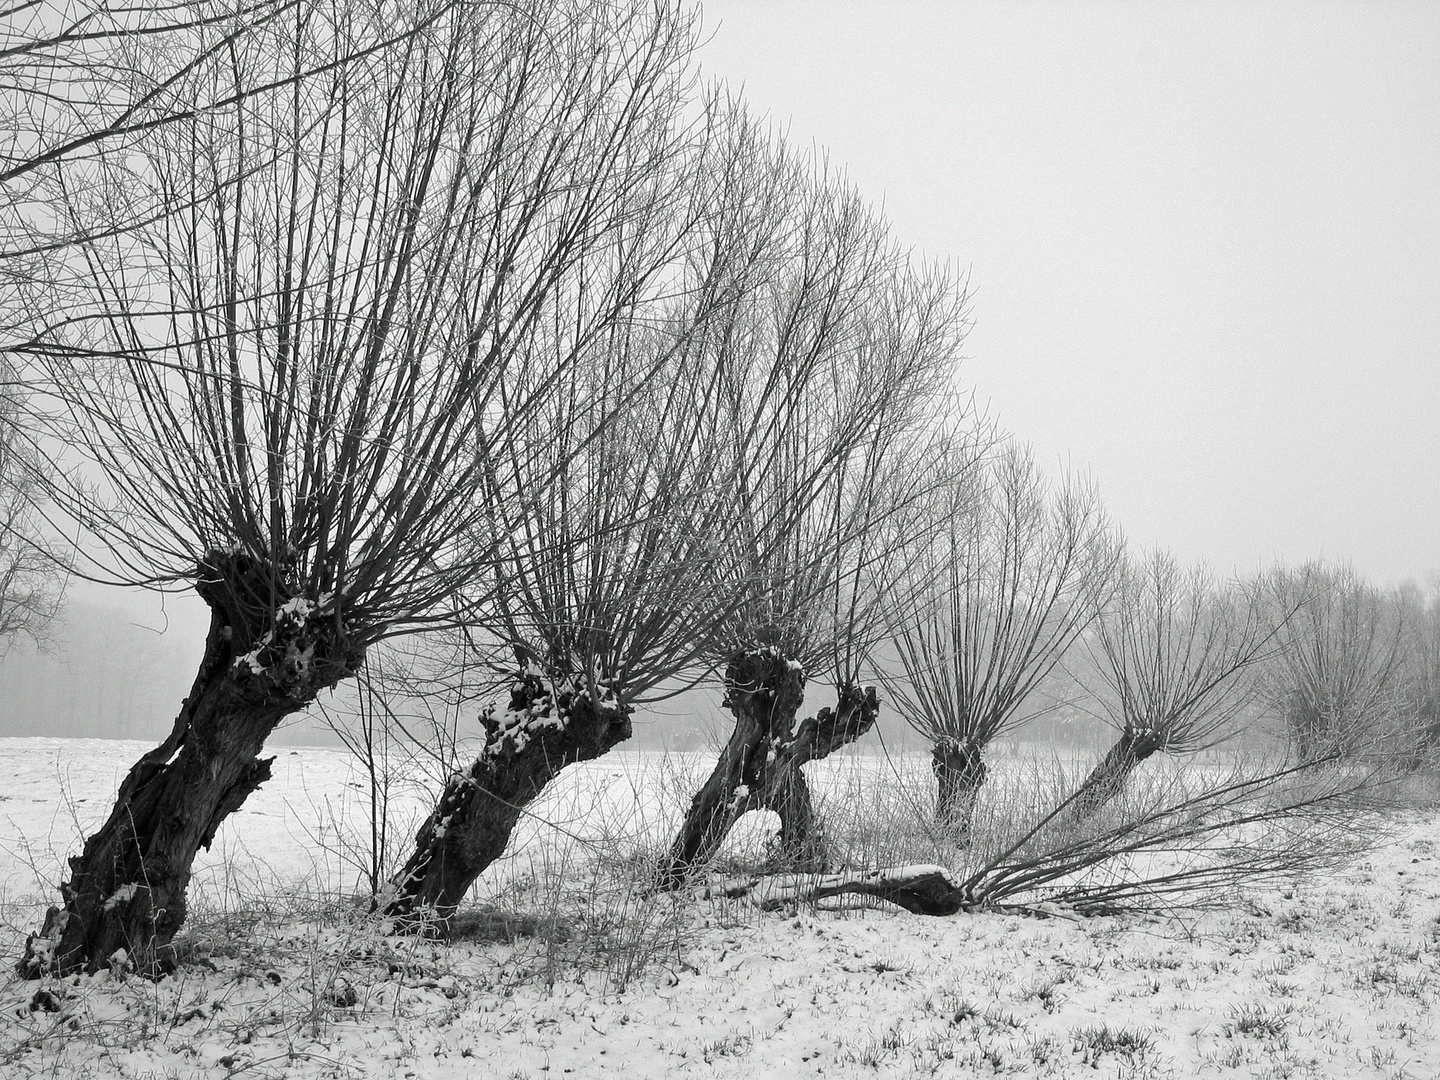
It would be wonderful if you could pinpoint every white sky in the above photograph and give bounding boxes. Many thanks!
[59,0,1438,643]
[696,0,1439,586]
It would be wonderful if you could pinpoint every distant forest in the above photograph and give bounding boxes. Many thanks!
[0,602,1113,753]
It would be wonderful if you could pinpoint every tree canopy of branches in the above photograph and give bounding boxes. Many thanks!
[380,107,784,922]
[1262,562,1410,764]
[1066,551,1277,818]
[12,0,711,976]
[3,0,504,300]
[654,146,981,887]
[879,443,1116,837]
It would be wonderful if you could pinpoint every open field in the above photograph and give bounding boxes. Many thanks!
[2,737,1437,1079]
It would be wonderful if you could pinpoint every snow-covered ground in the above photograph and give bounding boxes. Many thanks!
[1,737,1436,1078]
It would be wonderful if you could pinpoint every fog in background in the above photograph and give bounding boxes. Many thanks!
[4,1,1433,745]
[0,595,1115,752]
[700,0,1438,585]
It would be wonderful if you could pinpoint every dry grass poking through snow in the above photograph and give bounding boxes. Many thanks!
[1,738,1437,1079]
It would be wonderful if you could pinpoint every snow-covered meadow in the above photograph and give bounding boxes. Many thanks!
[1,737,1437,1079]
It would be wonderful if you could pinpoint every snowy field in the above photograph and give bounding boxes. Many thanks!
[1,737,1437,1079]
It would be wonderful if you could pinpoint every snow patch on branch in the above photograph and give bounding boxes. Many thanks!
[231,593,335,687]
[484,663,621,758]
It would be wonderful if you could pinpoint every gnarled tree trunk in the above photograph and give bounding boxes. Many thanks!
[656,649,877,889]
[382,668,631,926]
[932,737,987,838]
[1067,727,1162,819]
[19,551,362,978]
[766,682,880,866]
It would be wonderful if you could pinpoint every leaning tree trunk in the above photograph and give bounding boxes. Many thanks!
[1067,726,1161,820]
[655,649,877,889]
[932,737,987,839]
[19,551,362,978]
[764,682,880,867]
[382,667,632,926]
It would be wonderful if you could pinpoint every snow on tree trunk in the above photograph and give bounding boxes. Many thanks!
[656,649,877,889]
[19,551,361,978]
[932,738,987,838]
[382,667,631,926]
[1066,728,1161,820]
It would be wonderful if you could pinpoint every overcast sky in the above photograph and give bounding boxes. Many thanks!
[58,0,1439,643]
[696,0,1439,587]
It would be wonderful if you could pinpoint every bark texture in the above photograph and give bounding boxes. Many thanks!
[655,649,878,889]
[1067,727,1162,819]
[932,738,988,838]
[19,551,361,978]
[383,668,632,925]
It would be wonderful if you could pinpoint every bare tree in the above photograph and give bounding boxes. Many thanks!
[380,114,771,920]
[1262,562,1410,763]
[12,0,710,976]
[879,443,1116,838]
[0,362,64,656]
[1066,552,1279,818]
[653,153,980,887]
[1396,578,1440,766]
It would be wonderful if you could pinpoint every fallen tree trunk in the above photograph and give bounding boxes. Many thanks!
[382,667,631,926]
[19,551,362,978]
[698,864,973,916]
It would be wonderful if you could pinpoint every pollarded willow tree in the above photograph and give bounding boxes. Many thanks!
[380,109,787,921]
[10,0,713,976]
[1262,562,1410,764]
[653,156,982,888]
[879,443,1116,838]
[1066,551,1279,818]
